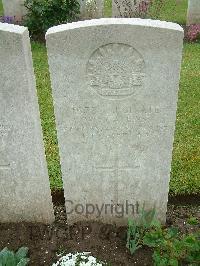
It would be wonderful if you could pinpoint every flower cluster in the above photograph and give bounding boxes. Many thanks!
[138,0,149,14]
[186,24,200,42]
[135,0,165,18]
[52,252,106,266]
[0,16,15,24]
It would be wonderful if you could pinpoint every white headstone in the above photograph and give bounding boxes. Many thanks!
[112,0,143,18]
[0,23,54,223]
[2,0,27,19]
[79,0,104,19]
[46,18,183,225]
[187,0,200,25]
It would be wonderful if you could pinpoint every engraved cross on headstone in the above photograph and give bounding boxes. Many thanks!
[0,164,10,170]
[96,146,139,203]
[0,124,10,170]
[0,146,10,170]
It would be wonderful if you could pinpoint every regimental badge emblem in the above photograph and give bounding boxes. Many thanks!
[86,43,145,99]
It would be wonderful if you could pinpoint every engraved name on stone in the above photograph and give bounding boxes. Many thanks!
[61,104,169,140]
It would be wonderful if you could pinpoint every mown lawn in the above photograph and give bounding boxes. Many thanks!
[0,0,200,195]
[170,43,200,195]
[155,0,188,25]
[31,43,62,190]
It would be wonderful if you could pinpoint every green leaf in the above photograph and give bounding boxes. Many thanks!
[168,258,178,266]
[187,217,199,225]
[4,250,16,266]
[0,249,16,266]
[151,219,161,228]
[0,248,10,265]
[153,251,169,266]
[16,247,29,262]
[0,247,8,257]
[166,227,179,239]
[129,240,141,255]
[17,258,30,266]
[0,247,29,266]
[143,227,165,248]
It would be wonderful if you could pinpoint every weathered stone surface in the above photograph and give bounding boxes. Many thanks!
[46,18,183,225]
[2,0,27,19]
[187,0,200,25]
[112,0,142,18]
[78,0,104,19]
[0,23,54,223]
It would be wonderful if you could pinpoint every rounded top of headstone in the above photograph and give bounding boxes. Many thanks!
[0,22,27,34]
[46,18,184,36]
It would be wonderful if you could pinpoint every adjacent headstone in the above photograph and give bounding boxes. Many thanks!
[2,0,27,20]
[112,0,143,18]
[0,23,54,223]
[79,0,104,19]
[187,0,200,25]
[46,18,183,225]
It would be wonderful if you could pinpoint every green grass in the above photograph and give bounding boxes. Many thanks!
[157,0,188,25]
[170,43,200,195]
[0,0,3,15]
[31,42,62,190]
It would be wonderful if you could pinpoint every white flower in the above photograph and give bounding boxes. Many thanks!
[52,252,106,266]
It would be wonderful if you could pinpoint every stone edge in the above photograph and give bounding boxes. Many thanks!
[46,18,184,37]
[0,22,27,34]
